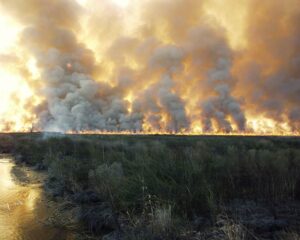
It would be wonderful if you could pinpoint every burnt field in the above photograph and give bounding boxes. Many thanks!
[1,133,300,239]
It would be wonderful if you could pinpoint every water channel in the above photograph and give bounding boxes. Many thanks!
[0,155,72,240]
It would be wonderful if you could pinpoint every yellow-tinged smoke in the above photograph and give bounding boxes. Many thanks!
[0,0,299,135]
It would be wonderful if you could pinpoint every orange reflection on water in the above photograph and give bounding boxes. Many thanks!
[0,156,72,240]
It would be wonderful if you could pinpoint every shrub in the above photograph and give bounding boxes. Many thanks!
[89,162,124,202]
[0,134,14,153]
[49,156,92,191]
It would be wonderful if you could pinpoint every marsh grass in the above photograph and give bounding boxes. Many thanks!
[5,134,300,238]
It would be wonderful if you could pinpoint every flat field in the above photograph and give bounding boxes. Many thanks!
[1,133,300,239]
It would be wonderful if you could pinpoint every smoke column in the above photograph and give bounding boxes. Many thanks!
[0,0,299,134]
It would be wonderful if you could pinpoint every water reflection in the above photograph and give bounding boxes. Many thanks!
[0,156,72,240]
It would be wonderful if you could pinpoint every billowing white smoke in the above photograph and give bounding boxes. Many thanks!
[233,0,300,133]
[2,0,245,132]
[36,45,190,132]
[185,26,245,132]
[1,0,299,133]
[139,45,189,131]
[36,47,143,132]
[1,0,245,132]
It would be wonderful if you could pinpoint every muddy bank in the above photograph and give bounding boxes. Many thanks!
[12,162,117,240]
[0,156,74,240]
[11,164,45,186]
[11,163,86,237]
[44,176,120,239]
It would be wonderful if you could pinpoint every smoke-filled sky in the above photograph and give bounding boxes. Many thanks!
[0,0,299,134]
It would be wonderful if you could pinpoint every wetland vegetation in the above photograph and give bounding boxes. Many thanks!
[1,133,300,239]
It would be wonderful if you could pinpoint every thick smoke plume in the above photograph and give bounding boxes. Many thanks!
[0,0,299,133]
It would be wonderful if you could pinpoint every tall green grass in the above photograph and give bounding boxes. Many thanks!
[9,134,300,219]
[3,134,299,238]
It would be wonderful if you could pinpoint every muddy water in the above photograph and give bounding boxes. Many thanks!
[0,156,72,240]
